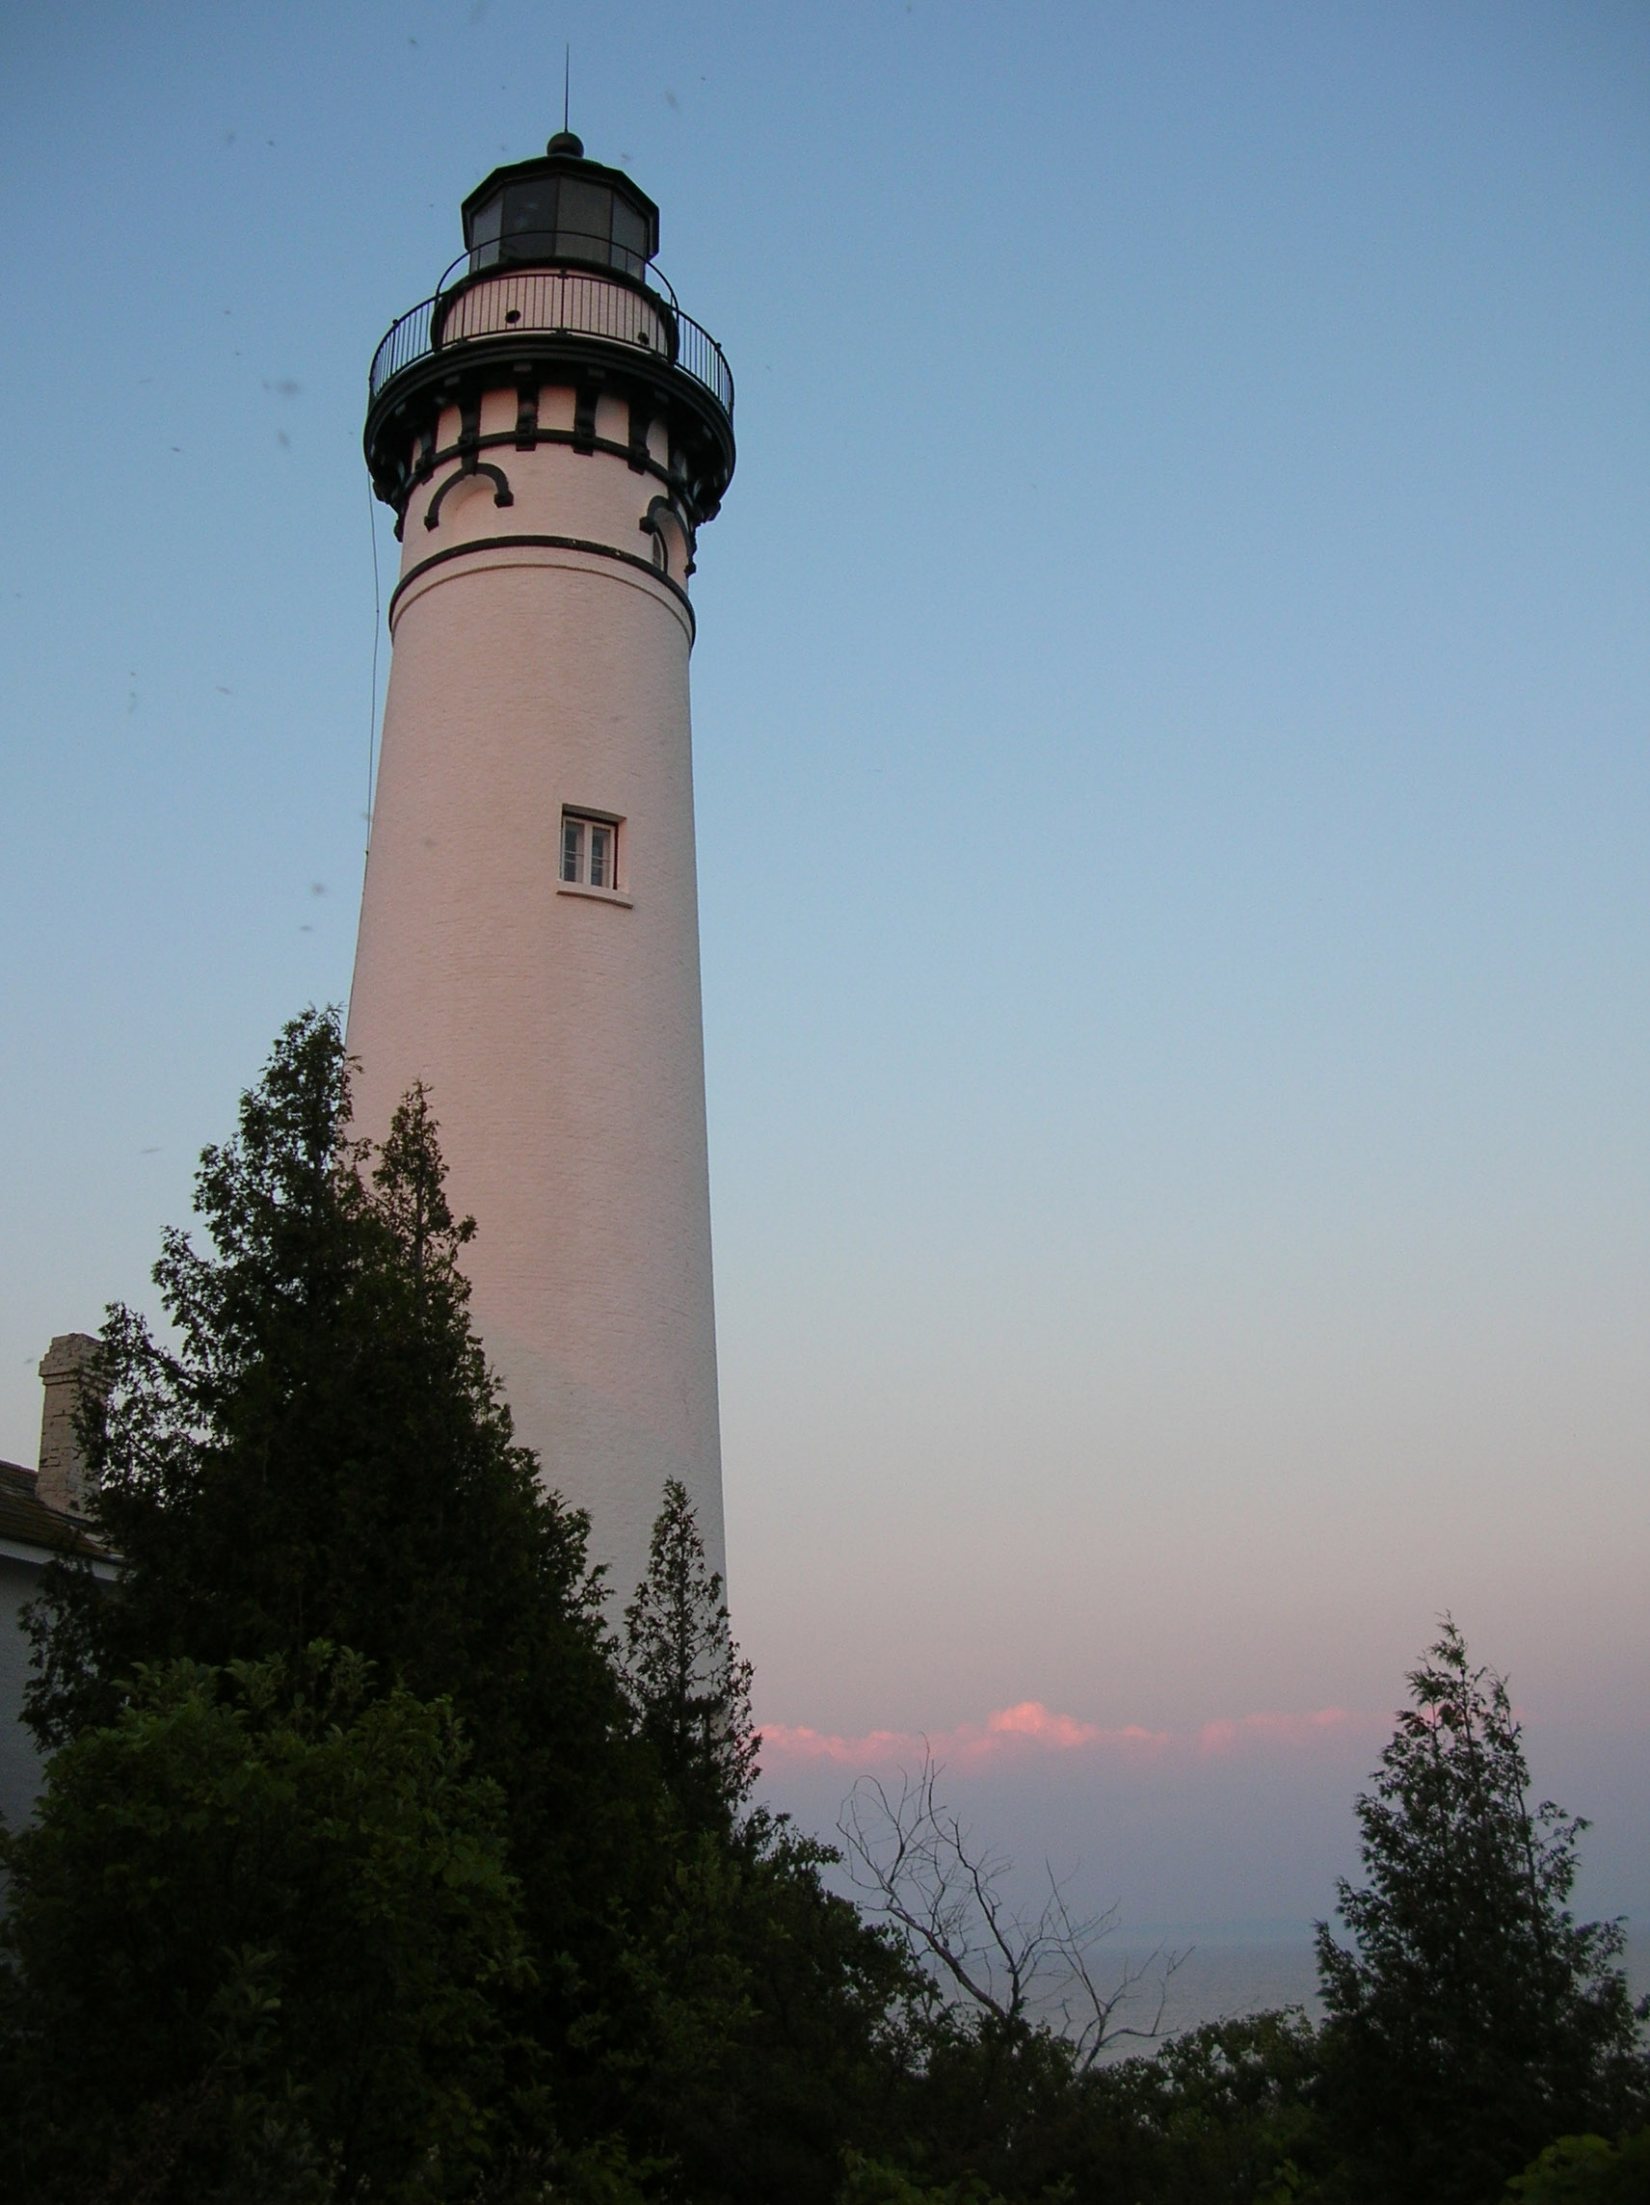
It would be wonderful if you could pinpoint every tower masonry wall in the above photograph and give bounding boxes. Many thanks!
[347,401,724,1609]
[409,425,688,584]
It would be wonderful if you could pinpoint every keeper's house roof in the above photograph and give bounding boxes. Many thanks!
[0,1458,106,1562]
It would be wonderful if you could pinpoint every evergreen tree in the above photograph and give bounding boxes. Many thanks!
[28,1009,618,1780]
[622,1476,757,1830]
[1315,1621,1649,2204]
[605,1481,937,2203]
[19,1011,665,2175]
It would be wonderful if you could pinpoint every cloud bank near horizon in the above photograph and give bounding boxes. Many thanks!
[760,1699,1383,1771]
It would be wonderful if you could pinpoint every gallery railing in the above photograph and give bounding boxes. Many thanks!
[368,243,733,420]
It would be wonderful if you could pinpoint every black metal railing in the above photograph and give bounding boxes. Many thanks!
[368,244,733,419]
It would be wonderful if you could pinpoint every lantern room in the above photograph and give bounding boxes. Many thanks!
[460,129,661,282]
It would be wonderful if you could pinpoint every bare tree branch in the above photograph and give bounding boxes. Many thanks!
[837,1750,1185,2070]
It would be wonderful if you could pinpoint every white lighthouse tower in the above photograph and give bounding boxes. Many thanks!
[348,133,735,1598]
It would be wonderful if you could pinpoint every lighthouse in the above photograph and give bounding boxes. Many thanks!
[349,134,735,1600]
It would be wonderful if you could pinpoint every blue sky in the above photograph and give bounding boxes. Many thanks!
[3,0,1647,1927]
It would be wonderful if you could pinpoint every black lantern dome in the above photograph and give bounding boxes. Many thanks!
[461,131,661,282]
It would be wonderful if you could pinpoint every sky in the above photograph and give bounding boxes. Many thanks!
[3,1,1647,1940]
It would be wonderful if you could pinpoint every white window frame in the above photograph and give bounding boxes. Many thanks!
[557,808,631,904]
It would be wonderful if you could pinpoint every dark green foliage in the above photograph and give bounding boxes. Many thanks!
[26,1015,651,2056]
[622,1475,757,1831]
[612,1485,925,2199]
[856,2000,1324,2205]
[836,2153,1013,2203]
[1314,1622,1650,2205]
[10,1014,656,2186]
[28,1011,621,1787]
[1092,2009,1326,2204]
[1505,2127,1650,2203]
[885,2005,1097,2201]
[0,1646,525,2203]
[595,1812,922,2202]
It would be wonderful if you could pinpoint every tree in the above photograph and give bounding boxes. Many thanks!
[15,1012,937,2201]
[0,1647,526,2203]
[836,2155,1011,2204]
[1314,1621,1649,2204]
[19,1011,664,2174]
[1506,2127,1650,2203]
[622,1476,757,1831]
[1091,2008,1328,2205]
[28,1010,620,1783]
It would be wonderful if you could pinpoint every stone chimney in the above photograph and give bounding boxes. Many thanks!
[37,1332,105,1517]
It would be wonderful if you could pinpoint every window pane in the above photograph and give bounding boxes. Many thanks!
[504,181,556,235]
[611,198,648,276]
[561,817,581,882]
[589,824,611,888]
[558,180,610,261]
[502,181,557,260]
[468,192,503,270]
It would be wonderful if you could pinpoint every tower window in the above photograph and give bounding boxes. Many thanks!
[560,810,620,891]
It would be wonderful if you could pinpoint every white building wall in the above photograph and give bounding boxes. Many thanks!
[0,1550,46,1835]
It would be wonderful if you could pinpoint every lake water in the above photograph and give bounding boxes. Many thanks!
[1093,1924,1650,2054]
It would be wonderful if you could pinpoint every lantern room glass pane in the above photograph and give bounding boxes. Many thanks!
[611,197,648,276]
[502,181,558,260]
[557,180,610,260]
[469,192,503,269]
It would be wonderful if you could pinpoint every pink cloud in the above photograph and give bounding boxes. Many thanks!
[760,1700,1375,1771]
[985,1700,1103,1748]
[758,1704,1130,1769]
[1196,1707,1360,1755]
[760,1723,916,1766]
